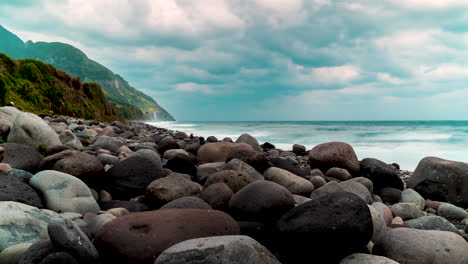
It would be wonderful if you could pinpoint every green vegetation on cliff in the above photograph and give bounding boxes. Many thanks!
[0,53,144,121]
[0,25,175,121]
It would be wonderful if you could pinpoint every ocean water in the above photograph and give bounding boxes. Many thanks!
[147,121,468,171]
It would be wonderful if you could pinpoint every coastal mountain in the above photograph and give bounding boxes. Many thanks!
[0,26,175,121]
[0,53,141,121]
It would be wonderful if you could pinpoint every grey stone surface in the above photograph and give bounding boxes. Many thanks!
[400,188,426,210]
[340,253,398,264]
[8,112,61,148]
[264,167,314,196]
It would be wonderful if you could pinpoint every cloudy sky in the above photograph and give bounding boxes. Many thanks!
[1,0,468,120]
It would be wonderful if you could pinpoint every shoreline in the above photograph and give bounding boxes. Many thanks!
[0,108,467,263]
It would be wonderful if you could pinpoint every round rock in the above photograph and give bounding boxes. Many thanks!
[205,170,252,193]
[264,167,314,196]
[201,183,234,210]
[161,196,212,209]
[146,173,202,206]
[197,142,254,164]
[340,253,398,264]
[0,143,42,173]
[308,142,360,175]
[7,112,62,148]
[326,167,352,181]
[235,133,262,151]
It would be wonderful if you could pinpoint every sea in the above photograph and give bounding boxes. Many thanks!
[146,121,468,171]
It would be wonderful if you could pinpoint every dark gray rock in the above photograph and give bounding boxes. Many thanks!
[0,143,42,173]
[38,252,79,264]
[379,187,402,205]
[235,133,262,151]
[19,240,57,264]
[360,158,403,192]
[99,200,149,212]
[270,156,308,177]
[0,173,43,208]
[90,136,124,153]
[47,219,99,262]
[161,196,212,209]
[405,216,459,233]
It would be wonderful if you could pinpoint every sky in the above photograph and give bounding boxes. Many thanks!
[1,0,468,121]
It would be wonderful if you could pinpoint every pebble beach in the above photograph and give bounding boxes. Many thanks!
[0,106,468,264]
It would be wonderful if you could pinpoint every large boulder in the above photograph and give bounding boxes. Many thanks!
[94,209,240,264]
[235,133,262,151]
[205,170,252,193]
[360,158,403,192]
[0,243,32,264]
[0,172,43,208]
[308,142,360,175]
[146,173,202,206]
[0,106,21,127]
[197,142,254,164]
[229,181,295,222]
[0,202,62,251]
[310,181,373,204]
[7,112,61,147]
[154,235,280,264]
[263,167,314,196]
[30,170,100,214]
[0,143,42,173]
[39,150,104,186]
[373,228,468,263]
[105,149,165,199]
[277,192,373,263]
[408,157,468,206]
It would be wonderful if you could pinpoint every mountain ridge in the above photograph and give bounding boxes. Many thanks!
[0,26,175,121]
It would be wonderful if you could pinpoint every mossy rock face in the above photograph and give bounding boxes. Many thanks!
[0,53,128,121]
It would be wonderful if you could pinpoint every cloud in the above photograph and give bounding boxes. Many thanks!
[2,0,468,120]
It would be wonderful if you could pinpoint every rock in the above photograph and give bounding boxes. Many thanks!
[47,219,99,262]
[262,142,275,149]
[379,187,402,205]
[157,136,180,154]
[264,167,314,196]
[38,252,79,264]
[94,209,240,264]
[308,142,360,175]
[0,106,21,127]
[99,200,149,212]
[155,235,280,264]
[0,202,62,251]
[45,145,72,156]
[18,240,56,264]
[97,153,119,166]
[106,208,130,217]
[340,253,398,264]
[0,143,42,173]
[165,154,197,176]
[292,144,306,153]
[371,202,394,226]
[8,112,61,147]
[310,175,326,188]
[146,173,202,206]
[48,122,68,134]
[30,170,100,214]
[58,130,83,150]
[360,158,403,192]
[0,243,32,264]
[39,150,105,186]
[426,200,443,210]
[310,181,372,204]
[161,196,212,209]
[270,156,308,177]
[408,157,468,206]
[97,126,114,137]
[438,203,468,221]
[201,183,233,210]
[197,142,254,164]
[390,216,405,228]
[390,203,424,220]
[90,136,124,153]
[106,149,165,199]
[326,167,352,181]
[222,159,264,181]
[277,192,373,263]
[226,149,271,173]
[0,163,10,172]
[368,205,387,242]
[229,181,295,222]
[347,177,374,194]
[196,162,224,183]
[405,216,459,233]
[222,137,233,143]
[205,136,218,143]
[163,149,190,160]
[205,170,252,193]
[83,213,116,238]
[400,188,425,210]
[235,133,262,151]
[0,173,43,208]
[309,168,325,177]
[82,129,97,139]
[292,194,311,205]
[373,228,468,263]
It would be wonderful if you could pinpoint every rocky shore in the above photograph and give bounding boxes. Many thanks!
[0,106,467,264]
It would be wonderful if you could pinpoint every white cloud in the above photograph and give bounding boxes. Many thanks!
[388,0,468,9]
[173,82,216,94]
[312,65,361,84]
[419,64,468,79]
[377,72,404,84]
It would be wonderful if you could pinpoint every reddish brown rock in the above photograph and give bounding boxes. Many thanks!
[94,209,240,264]
[204,170,252,193]
[197,142,254,164]
[308,142,360,175]
[201,183,234,210]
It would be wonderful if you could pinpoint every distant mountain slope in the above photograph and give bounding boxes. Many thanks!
[0,53,142,121]
[0,26,175,121]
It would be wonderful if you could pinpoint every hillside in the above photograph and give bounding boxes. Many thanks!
[0,53,143,121]
[0,26,175,121]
